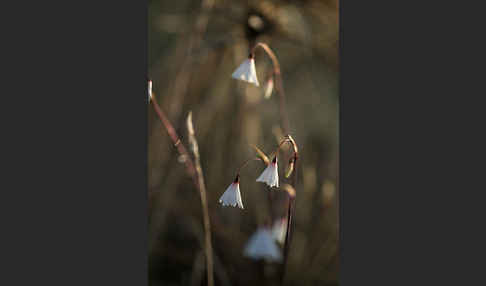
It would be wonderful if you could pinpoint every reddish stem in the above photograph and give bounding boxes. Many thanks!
[251,43,290,135]
[151,97,214,286]
[282,153,298,282]
[150,95,199,189]
[251,43,299,284]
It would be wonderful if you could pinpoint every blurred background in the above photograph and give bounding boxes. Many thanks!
[148,0,339,285]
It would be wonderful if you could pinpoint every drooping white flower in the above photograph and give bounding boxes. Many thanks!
[256,156,279,188]
[148,80,153,101]
[272,218,287,244]
[243,227,283,262]
[231,57,259,86]
[219,175,244,209]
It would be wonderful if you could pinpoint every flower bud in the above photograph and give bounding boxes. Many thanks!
[264,77,274,99]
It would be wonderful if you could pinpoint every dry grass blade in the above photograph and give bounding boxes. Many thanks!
[186,111,214,286]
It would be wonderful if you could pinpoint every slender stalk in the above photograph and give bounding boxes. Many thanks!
[187,112,214,286]
[282,152,298,280]
[283,197,293,265]
[150,97,214,286]
[251,42,298,284]
[270,137,292,157]
[150,95,198,188]
[251,42,290,135]
[236,157,262,175]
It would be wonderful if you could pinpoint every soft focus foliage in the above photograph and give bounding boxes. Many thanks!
[149,0,339,285]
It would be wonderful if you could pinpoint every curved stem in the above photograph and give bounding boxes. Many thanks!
[236,157,262,175]
[251,42,290,134]
[251,42,299,284]
[271,138,291,157]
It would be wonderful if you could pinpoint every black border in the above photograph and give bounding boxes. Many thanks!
[2,0,147,285]
[341,0,486,285]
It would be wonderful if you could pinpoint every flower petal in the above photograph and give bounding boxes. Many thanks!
[231,59,259,86]
[256,162,279,188]
[219,183,244,209]
[243,228,282,262]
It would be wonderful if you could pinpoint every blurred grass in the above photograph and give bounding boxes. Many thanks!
[149,0,339,285]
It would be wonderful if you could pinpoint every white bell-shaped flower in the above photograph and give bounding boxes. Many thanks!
[243,227,283,262]
[219,175,244,209]
[256,157,279,188]
[148,80,153,101]
[231,58,259,86]
[272,218,287,245]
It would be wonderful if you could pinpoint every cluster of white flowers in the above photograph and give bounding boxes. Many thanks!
[219,55,288,263]
[149,49,291,265]
[218,155,283,261]
[218,156,279,209]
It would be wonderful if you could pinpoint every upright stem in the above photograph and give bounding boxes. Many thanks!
[283,197,293,265]
[187,112,214,286]
[150,97,214,286]
[150,95,198,188]
[282,153,298,282]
